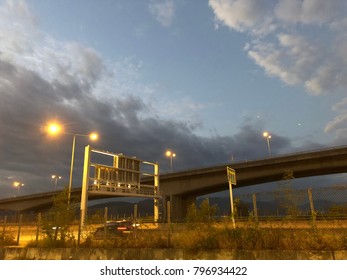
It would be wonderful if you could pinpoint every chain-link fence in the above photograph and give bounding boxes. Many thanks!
[228,185,347,230]
[1,185,346,248]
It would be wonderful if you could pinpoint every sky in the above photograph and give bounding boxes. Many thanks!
[1,0,347,198]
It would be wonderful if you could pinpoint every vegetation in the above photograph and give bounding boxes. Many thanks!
[39,187,78,247]
[0,233,16,246]
[2,185,347,251]
[186,198,217,224]
[275,169,305,218]
[67,222,347,251]
[70,198,347,251]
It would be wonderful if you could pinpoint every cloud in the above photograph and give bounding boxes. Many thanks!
[0,47,296,197]
[0,0,298,198]
[248,33,320,87]
[209,0,273,33]
[275,0,343,25]
[209,0,347,94]
[149,0,175,27]
[324,97,347,144]
[209,0,347,142]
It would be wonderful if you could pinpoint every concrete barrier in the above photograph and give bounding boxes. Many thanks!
[1,247,346,260]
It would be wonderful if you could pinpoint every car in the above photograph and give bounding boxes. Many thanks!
[93,220,138,239]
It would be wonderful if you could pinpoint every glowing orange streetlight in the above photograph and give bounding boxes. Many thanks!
[47,122,62,135]
[13,181,24,194]
[263,131,272,157]
[89,132,98,141]
[165,150,176,172]
[51,175,62,190]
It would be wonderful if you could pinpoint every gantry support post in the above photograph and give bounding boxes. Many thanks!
[154,163,159,222]
[80,145,91,227]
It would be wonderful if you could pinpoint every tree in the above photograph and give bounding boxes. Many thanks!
[233,198,249,218]
[186,198,218,224]
[41,187,77,245]
[277,169,302,218]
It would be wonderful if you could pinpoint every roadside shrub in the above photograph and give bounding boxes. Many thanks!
[0,233,16,246]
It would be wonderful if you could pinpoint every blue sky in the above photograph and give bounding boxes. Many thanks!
[1,0,347,197]
[27,0,343,143]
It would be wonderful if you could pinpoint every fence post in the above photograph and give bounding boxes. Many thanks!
[16,214,23,245]
[252,193,259,225]
[167,200,171,247]
[77,209,82,246]
[308,188,316,228]
[133,204,138,223]
[2,216,7,236]
[36,213,41,243]
[104,207,108,240]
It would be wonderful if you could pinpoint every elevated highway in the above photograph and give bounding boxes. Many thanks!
[1,146,347,218]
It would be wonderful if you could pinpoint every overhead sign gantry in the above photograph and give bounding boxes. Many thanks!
[80,145,160,226]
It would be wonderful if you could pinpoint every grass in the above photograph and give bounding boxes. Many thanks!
[13,220,347,251]
[73,222,347,251]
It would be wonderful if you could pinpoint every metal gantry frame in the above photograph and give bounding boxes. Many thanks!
[80,145,160,227]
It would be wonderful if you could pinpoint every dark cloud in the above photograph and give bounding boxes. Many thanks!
[0,0,324,197]
[0,54,299,198]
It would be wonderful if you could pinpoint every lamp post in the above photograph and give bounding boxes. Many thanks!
[263,131,272,157]
[165,150,176,172]
[51,175,62,190]
[67,133,98,205]
[46,122,98,205]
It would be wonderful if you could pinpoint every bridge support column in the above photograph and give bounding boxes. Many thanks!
[167,195,197,221]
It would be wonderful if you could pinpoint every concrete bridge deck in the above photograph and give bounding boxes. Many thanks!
[1,145,347,217]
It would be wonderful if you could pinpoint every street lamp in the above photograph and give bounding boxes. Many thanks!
[13,181,24,195]
[46,122,98,204]
[165,150,176,172]
[47,122,61,135]
[263,131,272,157]
[51,175,62,190]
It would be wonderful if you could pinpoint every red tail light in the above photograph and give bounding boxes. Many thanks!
[117,226,127,230]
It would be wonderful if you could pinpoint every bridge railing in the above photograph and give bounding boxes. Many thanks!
[161,144,347,174]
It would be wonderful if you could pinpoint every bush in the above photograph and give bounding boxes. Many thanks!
[40,188,78,246]
[0,233,16,246]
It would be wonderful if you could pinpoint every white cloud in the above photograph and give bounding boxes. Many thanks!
[149,0,175,27]
[275,0,343,25]
[209,0,273,33]
[209,0,347,95]
[0,0,39,59]
[209,0,347,142]
[324,97,347,142]
[0,1,154,103]
[0,0,205,124]
[248,33,321,88]
[155,96,205,125]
